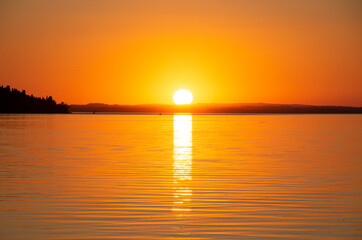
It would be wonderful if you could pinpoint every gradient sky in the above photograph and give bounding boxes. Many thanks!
[0,0,361,106]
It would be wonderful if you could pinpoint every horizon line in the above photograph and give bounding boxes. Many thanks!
[70,102,362,108]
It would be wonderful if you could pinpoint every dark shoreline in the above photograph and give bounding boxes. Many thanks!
[1,85,360,114]
[69,103,362,114]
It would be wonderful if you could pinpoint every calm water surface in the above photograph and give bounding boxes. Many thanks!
[0,114,361,239]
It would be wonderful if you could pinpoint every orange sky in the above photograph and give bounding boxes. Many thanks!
[0,0,361,106]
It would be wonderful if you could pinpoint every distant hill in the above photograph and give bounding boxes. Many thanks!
[0,85,69,113]
[70,103,362,114]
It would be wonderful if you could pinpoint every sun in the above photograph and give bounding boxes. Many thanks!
[173,89,193,105]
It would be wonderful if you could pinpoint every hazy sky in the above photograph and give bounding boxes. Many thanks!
[1,0,361,105]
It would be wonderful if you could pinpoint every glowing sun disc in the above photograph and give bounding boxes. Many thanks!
[173,89,193,105]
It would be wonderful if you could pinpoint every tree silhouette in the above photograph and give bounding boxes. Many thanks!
[0,85,69,113]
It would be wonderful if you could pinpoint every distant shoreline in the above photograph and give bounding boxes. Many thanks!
[69,103,362,114]
[1,85,360,114]
[72,112,362,115]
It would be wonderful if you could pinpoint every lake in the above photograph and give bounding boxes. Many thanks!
[0,114,361,239]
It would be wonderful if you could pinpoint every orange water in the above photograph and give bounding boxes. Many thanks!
[0,114,361,239]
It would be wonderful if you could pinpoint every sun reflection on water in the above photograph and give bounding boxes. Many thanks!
[173,114,192,213]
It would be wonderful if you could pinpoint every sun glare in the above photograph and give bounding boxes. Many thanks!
[173,89,193,105]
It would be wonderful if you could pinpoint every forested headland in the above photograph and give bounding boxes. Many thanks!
[0,85,69,113]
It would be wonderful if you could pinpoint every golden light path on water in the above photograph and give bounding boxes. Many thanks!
[173,114,192,213]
